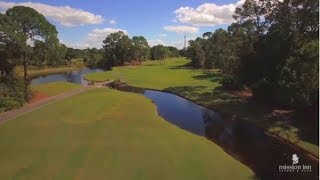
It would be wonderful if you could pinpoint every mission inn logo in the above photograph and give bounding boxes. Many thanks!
[278,154,312,173]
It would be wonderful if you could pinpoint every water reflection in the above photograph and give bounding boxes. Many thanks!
[31,68,103,85]
[117,86,319,180]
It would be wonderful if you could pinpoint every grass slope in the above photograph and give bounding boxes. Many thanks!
[0,88,253,179]
[15,60,84,78]
[31,82,81,96]
[86,58,319,157]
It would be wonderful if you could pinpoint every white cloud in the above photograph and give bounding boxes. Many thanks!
[174,0,245,26]
[0,2,104,27]
[147,39,165,47]
[158,33,167,37]
[65,28,128,49]
[109,19,116,24]
[163,25,199,34]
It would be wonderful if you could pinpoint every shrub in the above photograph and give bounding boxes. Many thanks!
[0,96,20,112]
[221,75,244,90]
[0,75,31,112]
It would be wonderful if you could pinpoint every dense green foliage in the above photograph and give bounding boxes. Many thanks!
[0,75,30,113]
[150,44,169,60]
[5,6,58,83]
[100,31,148,68]
[186,0,319,109]
[131,36,151,61]
[0,6,68,111]
[30,41,70,67]
[151,45,180,60]
[83,48,103,67]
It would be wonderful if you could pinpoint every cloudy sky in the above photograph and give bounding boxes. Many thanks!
[0,0,244,49]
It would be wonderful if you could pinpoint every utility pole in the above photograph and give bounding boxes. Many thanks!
[183,35,187,50]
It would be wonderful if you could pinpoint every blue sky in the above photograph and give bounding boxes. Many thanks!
[0,0,244,49]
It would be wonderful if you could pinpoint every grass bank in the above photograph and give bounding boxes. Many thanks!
[15,60,84,78]
[0,88,253,179]
[31,82,82,96]
[85,57,319,157]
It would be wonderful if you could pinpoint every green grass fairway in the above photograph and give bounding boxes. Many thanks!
[85,58,319,157]
[31,82,81,96]
[86,58,221,91]
[0,88,253,179]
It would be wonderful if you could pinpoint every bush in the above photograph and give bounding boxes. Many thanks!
[221,75,243,90]
[0,75,31,112]
[251,78,275,104]
[0,96,21,112]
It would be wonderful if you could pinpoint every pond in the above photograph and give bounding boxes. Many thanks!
[116,85,319,180]
[31,68,103,85]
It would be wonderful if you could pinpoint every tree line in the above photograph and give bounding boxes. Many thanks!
[186,0,318,109]
[100,31,180,69]
[60,32,181,69]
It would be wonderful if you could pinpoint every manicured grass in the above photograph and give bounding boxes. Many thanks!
[0,88,253,179]
[86,58,221,92]
[86,57,319,157]
[31,82,81,96]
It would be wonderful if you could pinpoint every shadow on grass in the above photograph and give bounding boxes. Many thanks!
[169,62,194,70]
[192,71,223,82]
[163,85,319,153]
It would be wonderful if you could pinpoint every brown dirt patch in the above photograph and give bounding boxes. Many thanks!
[228,89,253,99]
[28,91,49,104]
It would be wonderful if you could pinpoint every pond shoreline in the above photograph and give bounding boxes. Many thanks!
[107,81,319,161]
[16,66,84,79]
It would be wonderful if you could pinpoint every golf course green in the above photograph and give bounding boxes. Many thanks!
[0,88,253,179]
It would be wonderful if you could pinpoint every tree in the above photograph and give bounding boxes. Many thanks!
[150,45,169,61]
[187,40,206,68]
[131,36,150,61]
[102,31,133,68]
[202,32,213,39]
[204,29,236,69]
[0,12,30,112]
[83,48,103,67]
[0,13,24,77]
[5,6,57,94]
[167,46,180,57]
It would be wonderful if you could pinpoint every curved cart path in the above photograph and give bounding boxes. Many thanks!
[0,86,94,124]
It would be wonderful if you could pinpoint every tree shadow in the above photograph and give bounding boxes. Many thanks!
[144,64,158,66]
[169,62,194,70]
[293,104,319,146]
[192,71,223,82]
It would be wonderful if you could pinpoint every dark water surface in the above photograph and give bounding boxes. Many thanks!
[116,86,319,180]
[31,68,103,85]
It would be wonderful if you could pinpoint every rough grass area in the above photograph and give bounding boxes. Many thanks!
[31,82,81,96]
[86,57,319,157]
[0,88,253,179]
[15,62,84,78]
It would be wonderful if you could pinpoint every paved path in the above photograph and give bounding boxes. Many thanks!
[0,86,94,124]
